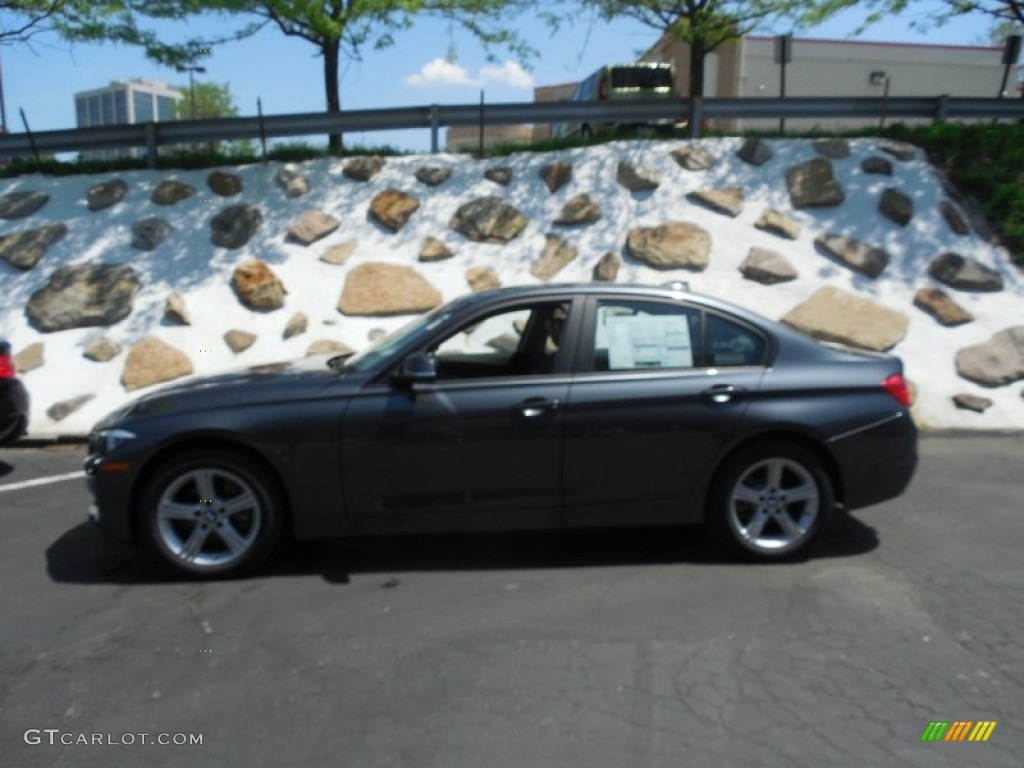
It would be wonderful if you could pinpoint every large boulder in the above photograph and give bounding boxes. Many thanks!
[739,247,798,284]
[338,263,442,316]
[450,197,528,244]
[530,235,578,281]
[210,204,263,249]
[928,253,1004,292]
[626,221,710,271]
[687,187,743,217]
[815,233,890,279]
[287,210,340,245]
[26,264,141,333]
[232,260,287,311]
[781,287,909,352]
[955,327,1024,387]
[208,171,243,197]
[0,190,49,219]
[913,288,973,326]
[554,194,601,226]
[879,188,913,226]
[121,338,193,391]
[131,217,172,251]
[369,189,420,233]
[539,162,572,193]
[0,223,68,270]
[786,157,844,208]
[151,180,196,205]
[87,179,127,211]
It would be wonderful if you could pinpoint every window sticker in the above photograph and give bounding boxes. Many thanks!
[605,315,693,369]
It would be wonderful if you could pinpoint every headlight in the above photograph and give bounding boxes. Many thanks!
[94,428,137,454]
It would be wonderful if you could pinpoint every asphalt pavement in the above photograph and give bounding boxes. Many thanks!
[1,435,1022,768]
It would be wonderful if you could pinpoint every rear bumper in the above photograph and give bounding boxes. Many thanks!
[830,411,918,511]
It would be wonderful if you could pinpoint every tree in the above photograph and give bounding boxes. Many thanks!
[172,80,254,153]
[801,1,1023,30]
[592,1,808,98]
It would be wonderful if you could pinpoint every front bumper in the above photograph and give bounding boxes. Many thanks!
[84,453,135,541]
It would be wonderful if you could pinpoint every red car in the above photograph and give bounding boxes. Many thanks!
[0,340,29,445]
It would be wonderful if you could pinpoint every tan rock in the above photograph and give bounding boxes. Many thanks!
[626,221,711,271]
[739,248,798,284]
[781,287,909,352]
[754,209,801,240]
[687,187,744,217]
[232,260,287,311]
[283,312,308,340]
[592,252,620,282]
[287,210,340,246]
[539,162,572,193]
[419,237,454,262]
[224,330,257,353]
[530,235,578,281]
[466,267,501,292]
[554,194,601,226]
[121,338,193,391]
[14,342,44,373]
[369,189,420,233]
[306,340,356,357]
[164,291,191,325]
[83,337,122,362]
[320,241,357,265]
[338,263,442,316]
[913,288,973,326]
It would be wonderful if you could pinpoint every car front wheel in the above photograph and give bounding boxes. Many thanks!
[711,442,833,561]
[141,451,283,578]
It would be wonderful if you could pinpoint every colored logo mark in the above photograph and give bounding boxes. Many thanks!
[921,721,997,742]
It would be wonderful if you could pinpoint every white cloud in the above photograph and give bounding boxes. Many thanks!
[480,60,534,89]
[405,58,477,88]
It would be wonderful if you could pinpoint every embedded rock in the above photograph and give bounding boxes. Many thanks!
[14,343,44,373]
[164,291,191,325]
[530,234,578,281]
[87,179,127,211]
[670,146,714,171]
[338,263,442,316]
[121,338,193,391]
[539,162,572,193]
[736,138,772,166]
[928,252,1003,292]
[415,165,452,187]
[283,312,308,340]
[0,223,68,270]
[131,217,172,251]
[0,190,49,219]
[813,139,850,159]
[939,200,970,236]
[466,266,501,292]
[224,330,257,353]
[450,197,528,244]
[879,188,914,226]
[208,171,243,197]
[955,326,1024,387]
[419,237,453,262]
[617,161,660,192]
[861,156,893,175]
[276,166,309,197]
[592,252,620,282]
[626,221,710,271]
[754,209,801,240]
[320,241,356,265]
[306,340,355,357]
[781,287,909,352]
[554,194,601,226]
[152,180,196,205]
[687,187,743,217]
[953,394,993,413]
[484,167,513,186]
[83,337,122,362]
[343,155,384,182]
[913,288,973,326]
[786,157,844,208]
[232,260,287,311]
[368,328,387,343]
[47,394,95,422]
[879,139,917,162]
[26,264,141,333]
[815,233,890,278]
[287,210,340,245]
[210,204,263,249]
[369,189,420,233]
[739,247,798,284]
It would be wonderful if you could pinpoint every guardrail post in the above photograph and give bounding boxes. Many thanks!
[935,94,949,124]
[18,108,41,169]
[144,122,158,169]
[257,98,268,163]
[430,105,439,154]
[689,97,703,139]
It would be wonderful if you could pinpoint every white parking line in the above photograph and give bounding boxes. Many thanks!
[0,470,85,493]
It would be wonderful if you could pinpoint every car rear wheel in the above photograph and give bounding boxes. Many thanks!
[141,451,283,579]
[710,442,832,561]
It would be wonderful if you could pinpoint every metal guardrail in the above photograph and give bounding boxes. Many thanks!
[1,96,1022,166]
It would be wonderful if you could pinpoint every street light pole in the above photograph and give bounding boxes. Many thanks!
[175,65,206,118]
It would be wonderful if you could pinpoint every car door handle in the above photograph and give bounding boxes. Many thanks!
[519,398,560,418]
[702,384,745,404]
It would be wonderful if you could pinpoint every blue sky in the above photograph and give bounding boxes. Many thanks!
[0,2,999,152]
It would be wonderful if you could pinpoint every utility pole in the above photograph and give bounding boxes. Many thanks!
[176,65,207,118]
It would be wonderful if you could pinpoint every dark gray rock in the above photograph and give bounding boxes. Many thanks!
[47,394,95,422]
[0,223,68,270]
[952,394,993,413]
[87,179,127,211]
[813,139,850,159]
[913,288,973,326]
[26,264,142,333]
[617,161,660,192]
[879,188,914,226]
[210,204,263,249]
[415,165,452,187]
[343,155,385,182]
[0,190,49,219]
[736,138,772,166]
[450,197,528,244]
[815,233,890,278]
[484,167,513,186]
[419,237,454,262]
[928,253,1004,292]
[208,171,243,197]
[592,252,620,282]
[670,146,714,171]
[539,162,572,193]
[554,194,601,226]
[861,156,893,175]
[83,337,122,362]
[939,200,970,236]
[879,139,918,162]
[151,180,196,205]
[131,217,172,251]
[786,157,845,208]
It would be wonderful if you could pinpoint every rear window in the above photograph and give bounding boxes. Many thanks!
[610,67,674,90]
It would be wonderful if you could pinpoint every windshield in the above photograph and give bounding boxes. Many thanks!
[342,300,464,373]
[611,66,674,90]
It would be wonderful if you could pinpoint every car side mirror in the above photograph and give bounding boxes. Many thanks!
[392,352,436,388]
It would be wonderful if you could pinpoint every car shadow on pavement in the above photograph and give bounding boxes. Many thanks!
[0,460,12,478]
[46,512,879,585]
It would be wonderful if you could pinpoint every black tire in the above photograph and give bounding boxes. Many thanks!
[139,450,284,579]
[709,441,833,561]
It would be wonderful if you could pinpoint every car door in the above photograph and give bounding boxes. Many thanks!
[562,296,769,527]
[340,298,579,530]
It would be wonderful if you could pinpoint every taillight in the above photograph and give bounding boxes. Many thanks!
[0,354,14,379]
[883,373,912,406]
